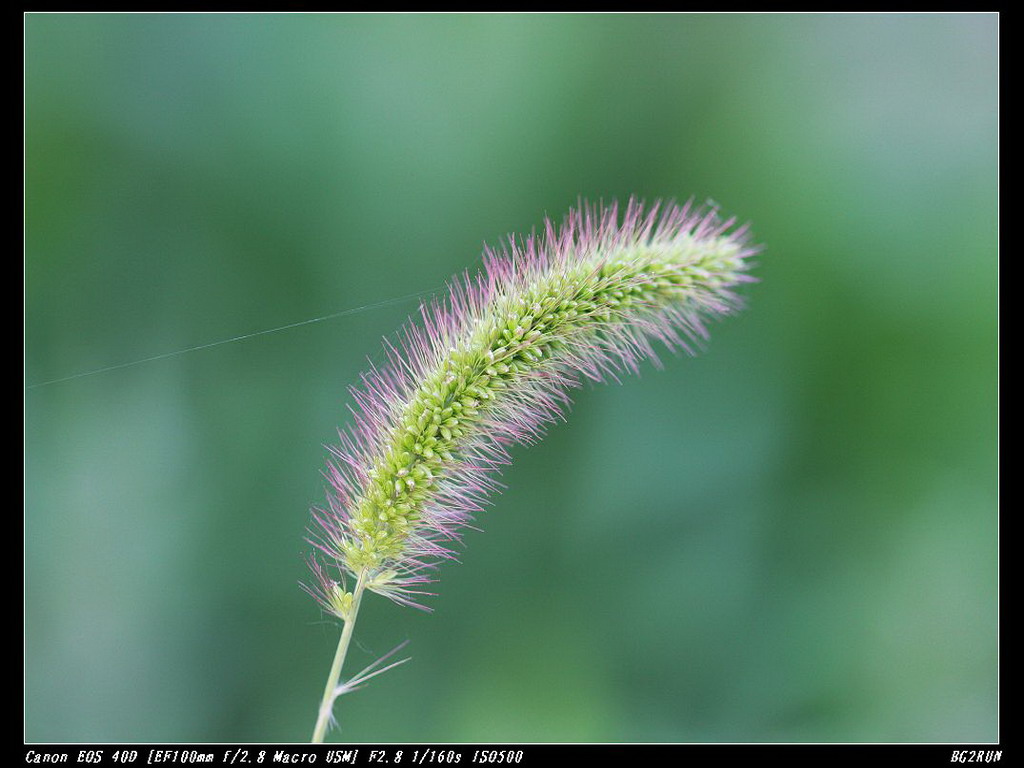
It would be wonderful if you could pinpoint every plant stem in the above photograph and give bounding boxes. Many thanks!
[311,569,368,743]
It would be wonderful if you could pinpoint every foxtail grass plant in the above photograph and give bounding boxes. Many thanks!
[305,198,758,742]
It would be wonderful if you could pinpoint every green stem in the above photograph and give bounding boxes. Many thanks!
[311,569,368,743]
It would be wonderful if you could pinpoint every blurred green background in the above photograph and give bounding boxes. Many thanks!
[25,14,997,743]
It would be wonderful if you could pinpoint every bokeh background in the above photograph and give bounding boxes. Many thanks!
[25,14,997,743]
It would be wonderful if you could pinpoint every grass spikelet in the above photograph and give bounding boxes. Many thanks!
[307,198,759,742]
